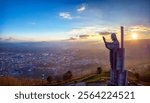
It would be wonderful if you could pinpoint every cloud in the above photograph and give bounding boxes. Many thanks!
[79,35,89,39]
[66,26,123,41]
[130,25,150,32]
[77,4,86,12]
[67,25,150,41]
[59,4,86,20]
[68,35,90,41]
[67,26,115,36]
[67,27,96,35]
[59,12,72,19]
[68,37,77,40]
[98,31,111,35]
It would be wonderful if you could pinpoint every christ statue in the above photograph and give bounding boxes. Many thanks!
[103,33,119,70]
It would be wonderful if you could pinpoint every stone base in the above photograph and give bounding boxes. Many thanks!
[109,69,128,86]
[107,81,117,86]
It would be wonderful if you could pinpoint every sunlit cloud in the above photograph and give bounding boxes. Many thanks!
[59,12,72,19]
[120,25,150,40]
[129,25,150,32]
[67,25,150,41]
[77,4,86,12]
[67,26,117,36]
[67,26,119,41]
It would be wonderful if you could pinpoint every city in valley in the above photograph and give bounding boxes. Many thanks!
[0,39,150,85]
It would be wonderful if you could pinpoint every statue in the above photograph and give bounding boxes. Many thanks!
[103,33,119,70]
[102,27,128,86]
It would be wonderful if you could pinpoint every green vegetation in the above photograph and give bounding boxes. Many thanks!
[0,65,150,86]
[81,71,110,83]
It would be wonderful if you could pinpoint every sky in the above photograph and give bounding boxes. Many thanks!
[0,0,150,41]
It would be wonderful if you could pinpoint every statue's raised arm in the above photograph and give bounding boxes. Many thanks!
[102,36,106,43]
[103,33,119,50]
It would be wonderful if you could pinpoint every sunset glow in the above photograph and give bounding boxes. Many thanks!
[0,0,150,41]
[131,33,138,40]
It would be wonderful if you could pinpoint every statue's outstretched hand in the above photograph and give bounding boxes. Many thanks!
[103,36,106,42]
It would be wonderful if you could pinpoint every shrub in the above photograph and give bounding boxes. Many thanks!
[47,75,52,84]
[135,73,140,79]
[63,71,72,81]
[97,67,102,74]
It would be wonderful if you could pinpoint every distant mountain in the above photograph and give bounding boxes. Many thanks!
[0,37,32,43]
[5,37,16,41]
[0,37,18,42]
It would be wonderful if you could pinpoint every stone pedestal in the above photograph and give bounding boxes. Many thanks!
[106,27,128,86]
[108,48,128,86]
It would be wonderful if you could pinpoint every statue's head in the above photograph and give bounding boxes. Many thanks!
[111,33,117,41]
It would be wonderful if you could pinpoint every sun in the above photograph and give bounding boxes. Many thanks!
[131,33,138,40]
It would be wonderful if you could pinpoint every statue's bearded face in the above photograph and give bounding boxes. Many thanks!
[111,33,117,41]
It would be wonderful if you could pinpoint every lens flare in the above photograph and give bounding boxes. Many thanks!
[131,33,138,40]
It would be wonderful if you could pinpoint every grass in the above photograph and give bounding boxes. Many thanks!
[56,71,110,85]
[0,76,48,86]
[0,70,149,86]
[82,72,110,83]
[0,70,110,86]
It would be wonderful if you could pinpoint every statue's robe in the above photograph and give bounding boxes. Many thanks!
[104,40,119,70]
